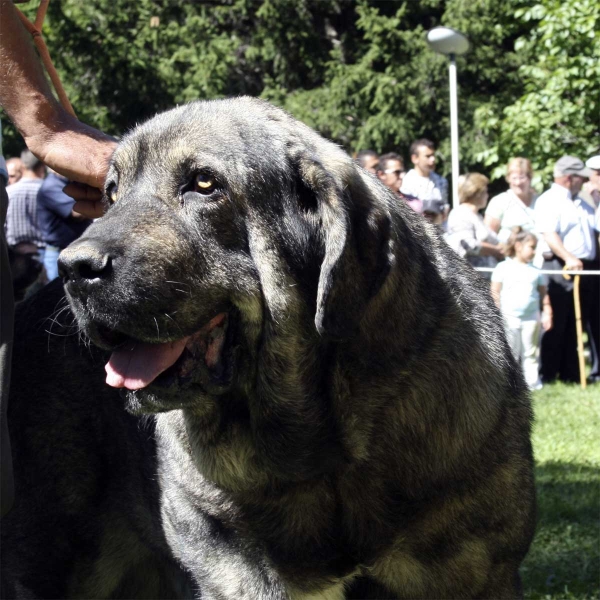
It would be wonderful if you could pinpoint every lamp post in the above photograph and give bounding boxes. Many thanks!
[426,27,470,209]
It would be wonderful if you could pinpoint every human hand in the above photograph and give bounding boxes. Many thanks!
[26,117,117,189]
[541,310,553,332]
[25,116,117,218]
[564,256,583,271]
[64,183,106,219]
[493,245,506,260]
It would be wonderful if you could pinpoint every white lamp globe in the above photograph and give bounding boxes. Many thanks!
[426,27,470,56]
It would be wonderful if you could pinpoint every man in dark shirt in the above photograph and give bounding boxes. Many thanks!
[37,170,92,280]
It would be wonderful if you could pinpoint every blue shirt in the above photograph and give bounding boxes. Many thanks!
[37,173,91,248]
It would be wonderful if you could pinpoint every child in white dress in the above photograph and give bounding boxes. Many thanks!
[491,228,553,390]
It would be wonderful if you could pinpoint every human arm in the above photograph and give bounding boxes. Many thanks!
[483,214,501,234]
[539,285,553,331]
[542,232,583,270]
[448,207,505,260]
[483,194,505,235]
[479,241,505,260]
[0,0,116,217]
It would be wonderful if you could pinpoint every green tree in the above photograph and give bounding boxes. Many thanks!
[2,0,349,153]
[3,0,596,193]
[282,0,532,182]
[474,0,600,187]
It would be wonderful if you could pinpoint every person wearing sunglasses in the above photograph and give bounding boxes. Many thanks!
[376,152,423,213]
[376,153,405,192]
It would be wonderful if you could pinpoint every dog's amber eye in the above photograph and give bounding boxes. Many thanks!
[106,183,118,203]
[195,173,216,194]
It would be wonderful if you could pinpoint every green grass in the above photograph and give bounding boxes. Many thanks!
[522,382,600,599]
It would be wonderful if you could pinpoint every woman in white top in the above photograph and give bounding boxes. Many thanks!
[446,173,504,275]
[484,157,537,243]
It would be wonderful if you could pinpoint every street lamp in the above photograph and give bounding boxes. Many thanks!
[426,26,470,209]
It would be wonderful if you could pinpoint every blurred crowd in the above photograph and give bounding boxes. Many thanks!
[3,150,92,300]
[355,144,600,388]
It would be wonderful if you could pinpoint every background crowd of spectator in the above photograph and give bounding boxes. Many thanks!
[3,149,92,298]
[356,144,600,389]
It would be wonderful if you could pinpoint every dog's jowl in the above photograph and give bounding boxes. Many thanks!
[2,98,535,599]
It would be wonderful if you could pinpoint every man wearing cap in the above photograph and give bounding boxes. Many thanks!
[534,156,600,384]
[581,155,600,209]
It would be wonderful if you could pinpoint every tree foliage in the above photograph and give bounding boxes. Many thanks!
[3,0,597,190]
[475,0,600,186]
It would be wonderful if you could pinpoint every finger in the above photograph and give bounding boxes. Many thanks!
[63,182,103,202]
[72,200,105,220]
[64,182,106,219]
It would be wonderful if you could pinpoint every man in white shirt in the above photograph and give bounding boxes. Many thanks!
[535,156,600,384]
[400,138,449,210]
[581,155,600,208]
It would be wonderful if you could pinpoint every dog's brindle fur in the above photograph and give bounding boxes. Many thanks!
[2,97,535,598]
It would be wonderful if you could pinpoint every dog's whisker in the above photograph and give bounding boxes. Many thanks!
[44,301,69,326]
[47,307,71,323]
[77,328,92,351]
[164,312,185,337]
[45,303,76,351]
[166,280,192,295]
[44,329,80,338]
[153,317,161,342]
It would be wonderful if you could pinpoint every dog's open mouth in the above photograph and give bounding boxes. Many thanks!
[104,312,234,391]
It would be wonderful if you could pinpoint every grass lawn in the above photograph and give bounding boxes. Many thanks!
[521,382,600,599]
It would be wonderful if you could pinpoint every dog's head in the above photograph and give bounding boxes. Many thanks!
[59,98,396,423]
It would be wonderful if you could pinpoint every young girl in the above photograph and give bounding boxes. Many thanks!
[491,228,553,390]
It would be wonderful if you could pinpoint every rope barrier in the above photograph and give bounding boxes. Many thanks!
[16,0,77,118]
[475,268,600,276]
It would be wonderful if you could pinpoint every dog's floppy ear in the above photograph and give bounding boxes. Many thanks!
[294,153,392,339]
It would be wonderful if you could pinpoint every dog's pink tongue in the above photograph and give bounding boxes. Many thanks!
[105,338,189,390]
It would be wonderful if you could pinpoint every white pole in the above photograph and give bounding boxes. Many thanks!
[448,54,460,210]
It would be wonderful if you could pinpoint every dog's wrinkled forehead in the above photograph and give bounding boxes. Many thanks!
[111,97,352,194]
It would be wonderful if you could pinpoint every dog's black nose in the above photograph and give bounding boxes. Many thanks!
[58,240,112,289]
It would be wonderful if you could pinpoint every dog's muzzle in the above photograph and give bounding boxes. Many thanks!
[58,240,112,296]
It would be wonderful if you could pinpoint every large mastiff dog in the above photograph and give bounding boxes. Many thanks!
[2,98,535,598]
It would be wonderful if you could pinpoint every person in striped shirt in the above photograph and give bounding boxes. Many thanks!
[5,149,45,257]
